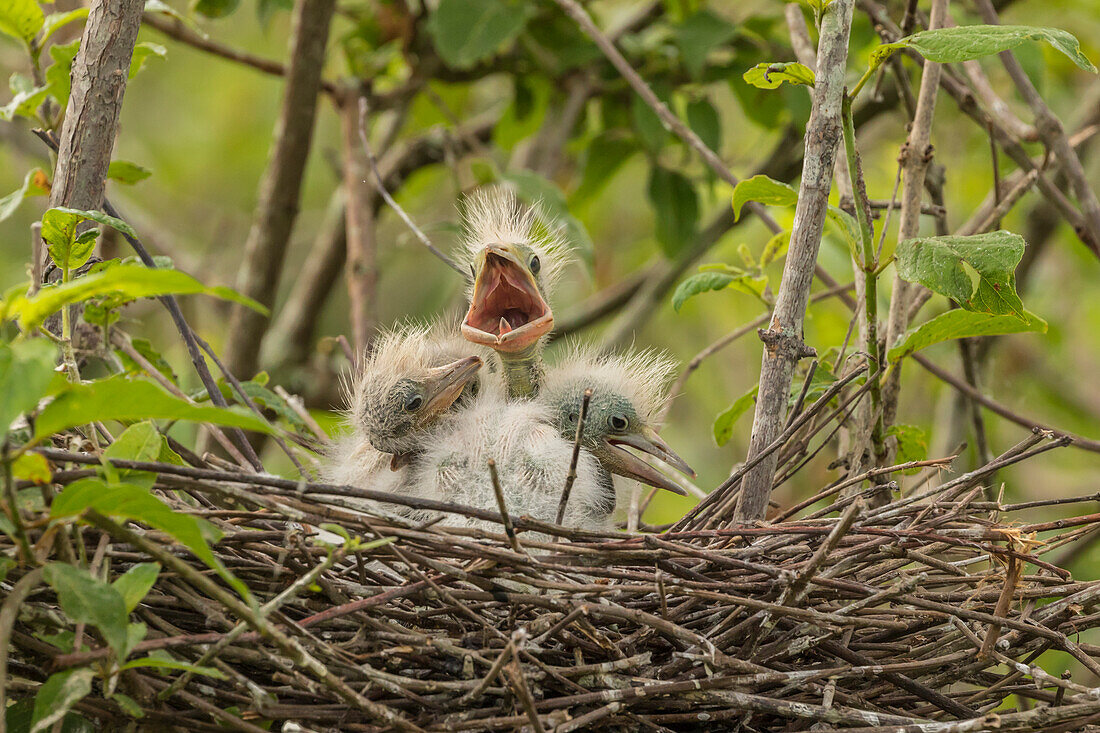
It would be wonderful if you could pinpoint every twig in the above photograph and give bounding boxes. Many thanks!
[357,97,467,278]
[488,459,521,553]
[557,389,592,525]
[0,567,44,733]
[343,89,380,352]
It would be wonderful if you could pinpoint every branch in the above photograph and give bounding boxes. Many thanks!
[736,0,855,523]
[141,12,337,95]
[223,0,337,380]
[341,90,380,353]
[49,0,144,212]
[974,0,1100,244]
[881,0,949,429]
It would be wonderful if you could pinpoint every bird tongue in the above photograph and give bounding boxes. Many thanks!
[499,317,511,336]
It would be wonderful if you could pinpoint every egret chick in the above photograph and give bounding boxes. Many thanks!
[460,187,569,399]
[539,345,695,514]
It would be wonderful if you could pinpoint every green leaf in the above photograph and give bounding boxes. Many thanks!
[1,74,50,121]
[118,656,226,678]
[761,230,790,267]
[742,62,816,89]
[45,39,80,108]
[112,563,160,612]
[714,386,758,447]
[30,668,94,733]
[905,25,1096,73]
[502,171,593,259]
[887,309,1047,362]
[219,379,306,432]
[43,563,130,656]
[39,8,89,44]
[34,375,274,441]
[0,339,57,439]
[13,453,51,484]
[825,206,861,260]
[104,422,164,463]
[427,0,530,69]
[731,175,797,221]
[109,692,144,719]
[571,132,637,204]
[0,556,14,584]
[673,272,734,312]
[648,167,698,258]
[0,168,49,223]
[129,42,166,79]
[895,231,1026,317]
[41,207,136,271]
[115,337,178,383]
[192,0,240,19]
[107,161,152,185]
[631,89,669,152]
[674,10,737,78]
[6,263,268,330]
[686,98,722,156]
[887,424,928,474]
[0,0,43,46]
[51,478,249,602]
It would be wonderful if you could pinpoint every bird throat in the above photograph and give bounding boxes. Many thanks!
[500,343,544,399]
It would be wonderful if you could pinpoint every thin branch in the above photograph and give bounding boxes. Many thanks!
[488,459,521,553]
[557,389,592,525]
[343,90,380,353]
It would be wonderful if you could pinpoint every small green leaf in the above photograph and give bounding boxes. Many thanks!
[887,309,1047,362]
[887,424,929,474]
[45,39,80,108]
[6,263,268,330]
[13,453,51,484]
[51,478,249,602]
[648,167,698,258]
[192,0,240,19]
[0,74,50,121]
[427,0,531,69]
[0,0,44,46]
[732,175,797,221]
[674,10,737,78]
[714,386,758,446]
[30,668,94,733]
[0,168,49,223]
[39,8,88,44]
[905,25,1096,73]
[0,556,14,584]
[34,375,274,441]
[129,42,166,78]
[104,422,164,463]
[761,230,791,267]
[631,90,669,152]
[118,656,226,678]
[112,563,160,613]
[43,564,130,656]
[41,207,136,271]
[743,62,816,89]
[107,161,152,185]
[673,272,734,311]
[686,98,722,156]
[825,206,861,260]
[0,338,57,440]
[895,231,1026,317]
[109,692,144,719]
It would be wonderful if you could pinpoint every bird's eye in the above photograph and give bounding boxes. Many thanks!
[404,394,424,412]
[608,414,628,432]
[529,255,541,275]
[568,413,578,424]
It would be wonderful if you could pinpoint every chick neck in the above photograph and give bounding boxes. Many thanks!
[500,343,544,399]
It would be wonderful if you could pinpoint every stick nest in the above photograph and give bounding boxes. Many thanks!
[8,433,1100,733]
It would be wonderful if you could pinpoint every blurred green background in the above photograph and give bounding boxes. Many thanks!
[2,0,1099,592]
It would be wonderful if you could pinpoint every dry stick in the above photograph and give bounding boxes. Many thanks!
[0,567,45,733]
[881,0,949,430]
[358,97,467,278]
[142,12,337,96]
[224,0,336,381]
[342,90,380,353]
[557,389,592,525]
[980,555,1022,657]
[914,354,1100,453]
[488,459,520,553]
[737,0,855,523]
[974,0,1100,244]
[82,509,423,732]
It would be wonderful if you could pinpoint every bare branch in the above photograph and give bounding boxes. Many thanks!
[736,0,855,523]
[342,90,380,353]
[224,0,336,380]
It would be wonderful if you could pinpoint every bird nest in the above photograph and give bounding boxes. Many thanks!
[7,429,1100,733]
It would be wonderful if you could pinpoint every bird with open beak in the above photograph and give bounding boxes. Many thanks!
[539,344,696,519]
[459,187,568,399]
